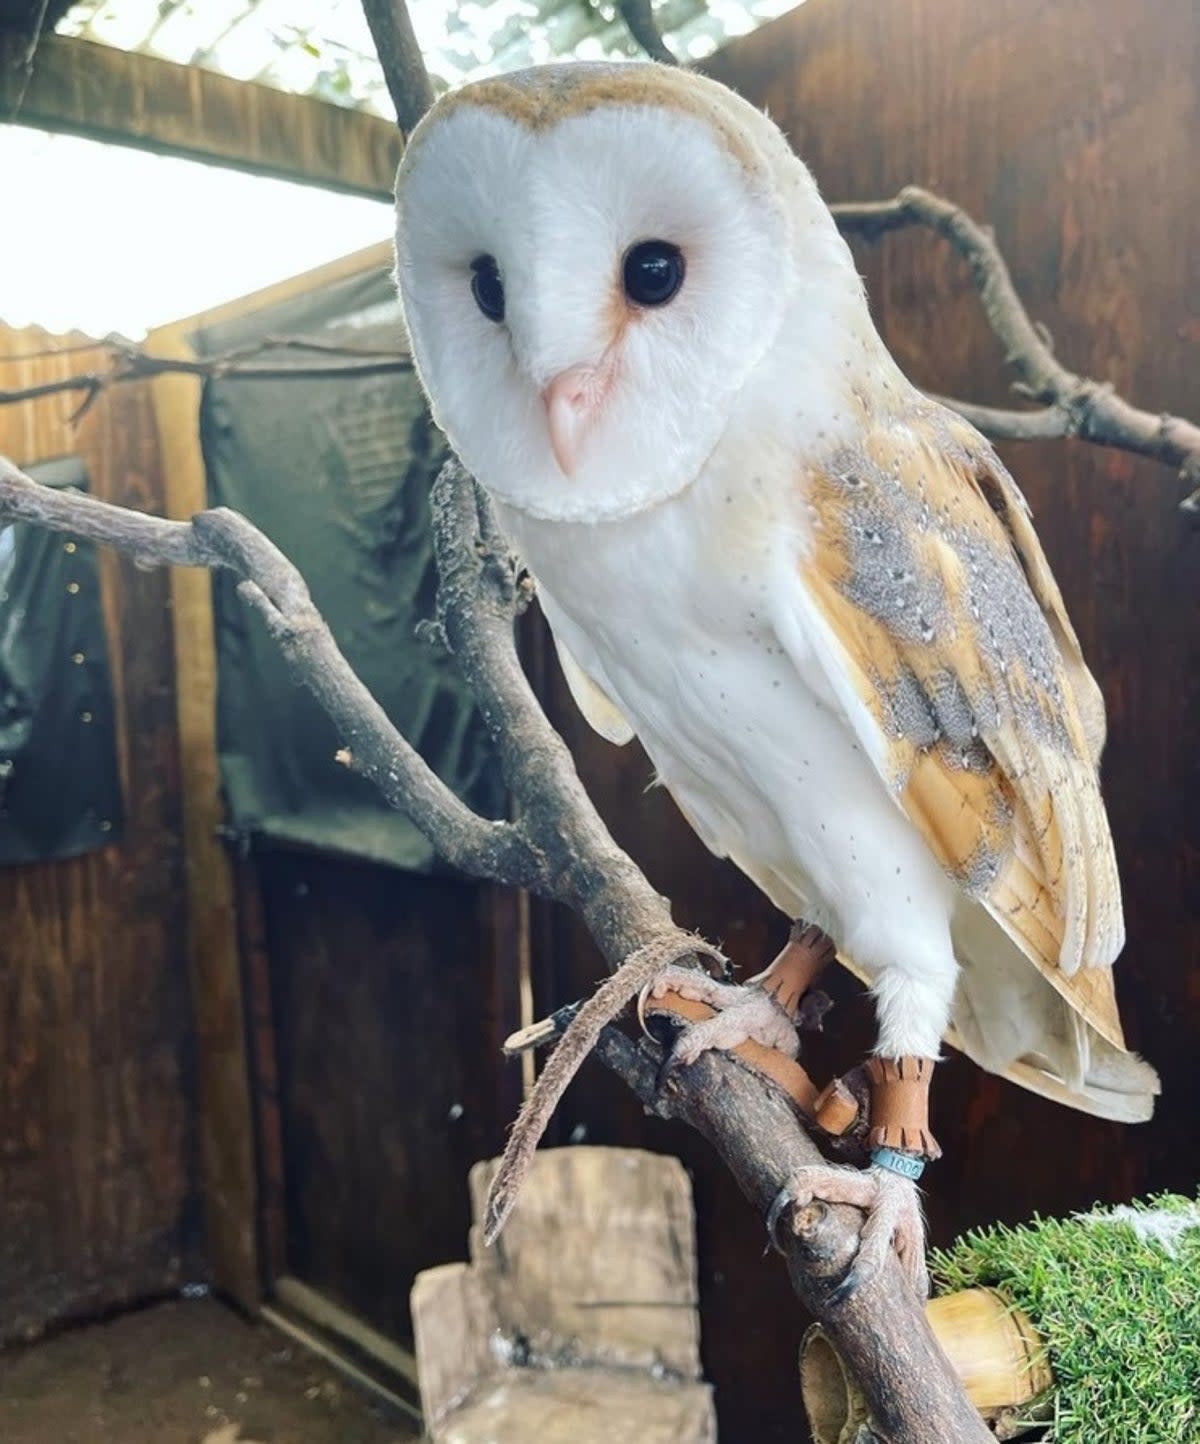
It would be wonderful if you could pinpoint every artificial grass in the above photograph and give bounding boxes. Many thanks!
[931,1193,1200,1444]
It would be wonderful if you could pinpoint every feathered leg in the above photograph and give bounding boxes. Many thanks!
[778,951,956,1300]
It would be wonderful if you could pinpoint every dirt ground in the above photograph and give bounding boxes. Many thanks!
[0,1296,421,1444]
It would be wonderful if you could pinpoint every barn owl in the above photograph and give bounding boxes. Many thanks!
[393,61,1158,1291]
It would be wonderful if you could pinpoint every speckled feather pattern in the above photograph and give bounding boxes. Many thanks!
[799,402,1126,1046]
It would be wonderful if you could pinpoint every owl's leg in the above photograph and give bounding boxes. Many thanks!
[777,949,955,1300]
[640,920,835,1067]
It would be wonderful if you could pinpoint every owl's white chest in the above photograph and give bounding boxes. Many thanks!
[498,443,955,957]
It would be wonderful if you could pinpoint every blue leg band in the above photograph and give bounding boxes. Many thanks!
[871,1146,926,1181]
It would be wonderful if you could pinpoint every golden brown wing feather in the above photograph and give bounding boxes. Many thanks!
[797,402,1126,1049]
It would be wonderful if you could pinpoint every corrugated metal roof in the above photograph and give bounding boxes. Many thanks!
[56,0,799,116]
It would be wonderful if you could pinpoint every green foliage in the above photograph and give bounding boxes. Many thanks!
[931,1194,1200,1444]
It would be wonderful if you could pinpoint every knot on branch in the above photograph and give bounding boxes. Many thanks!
[1061,377,1114,437]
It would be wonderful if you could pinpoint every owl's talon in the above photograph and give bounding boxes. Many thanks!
[774,1162,929,1301]
[647,968,802,1064]
[765,1184,795,1255]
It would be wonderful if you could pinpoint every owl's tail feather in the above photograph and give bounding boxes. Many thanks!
[947,902,1160,1123]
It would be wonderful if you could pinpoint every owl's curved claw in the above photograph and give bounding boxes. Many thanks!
[765,1184,795,1255]
[636,961,729,1040]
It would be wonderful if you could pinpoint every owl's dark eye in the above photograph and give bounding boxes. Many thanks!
[623,239,685,307]
[470,254,505,322]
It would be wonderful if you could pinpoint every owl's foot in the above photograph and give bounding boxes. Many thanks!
[640,964,801,1064]
[639,919,836,1067]
[769,1161,930,1302]
[638,921,840,1118]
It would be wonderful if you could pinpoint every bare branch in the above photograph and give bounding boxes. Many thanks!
[427,462,676,949]
[0,455,536,888]
[832,187,1200,508]
[617,0,678,65]
[0,337,412,421]
[360,0,436,133]
[5,0,52,119]
[924,395,1072,442]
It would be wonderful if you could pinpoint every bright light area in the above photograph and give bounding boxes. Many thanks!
[0,127,393,339]
[60,0,804,111]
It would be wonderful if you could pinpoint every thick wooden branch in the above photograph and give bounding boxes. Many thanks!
[832,187,1200,509]
[591,1026,989,1444]
[427,463,675,950]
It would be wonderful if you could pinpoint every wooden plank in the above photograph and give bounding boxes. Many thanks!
[0,33,403,199]
[0,327,196,1339]
[162,241,394,339]
[255,852,521,1347]
[274,1275,420,1387]
[144,320,261,1312]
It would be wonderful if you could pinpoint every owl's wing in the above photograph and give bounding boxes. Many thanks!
[550,632,636,746]
[783,402,1126,1048]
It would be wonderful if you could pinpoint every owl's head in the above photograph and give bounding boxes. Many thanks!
[395,62,853,523]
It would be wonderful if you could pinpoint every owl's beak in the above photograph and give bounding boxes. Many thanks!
[541,358,614,477]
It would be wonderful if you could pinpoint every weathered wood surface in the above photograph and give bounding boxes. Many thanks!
[0,328,195,1340]
[257,852,523,1346]
[467,1147,704,1376]
[146,320,260,1311]
[526,2,1200,1438]
[412,1146,715,1444]
[436,1369,716,1444]
[0,34,402,198]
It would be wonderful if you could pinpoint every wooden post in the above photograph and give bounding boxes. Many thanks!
[146,324,261,1312]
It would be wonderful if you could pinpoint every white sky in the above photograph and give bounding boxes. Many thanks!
[0,126,394,339]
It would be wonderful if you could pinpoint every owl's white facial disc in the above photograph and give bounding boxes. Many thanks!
[395,86,794,523]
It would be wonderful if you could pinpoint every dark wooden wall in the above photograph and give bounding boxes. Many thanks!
[0,330,198,1342]
[529,2,1200,1438]
[253,851,523,1348]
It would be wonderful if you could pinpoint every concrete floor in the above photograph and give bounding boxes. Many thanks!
[0,1296,421,1444]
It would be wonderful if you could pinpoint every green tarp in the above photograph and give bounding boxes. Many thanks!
[195,266,504,871]
[0,457,124,864]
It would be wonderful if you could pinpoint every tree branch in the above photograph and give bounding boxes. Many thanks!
[360,0,436,133]
[617,0,678,65]
[832,187,1200,509]
[589,1024,989,1444]
[0,337,412,422]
